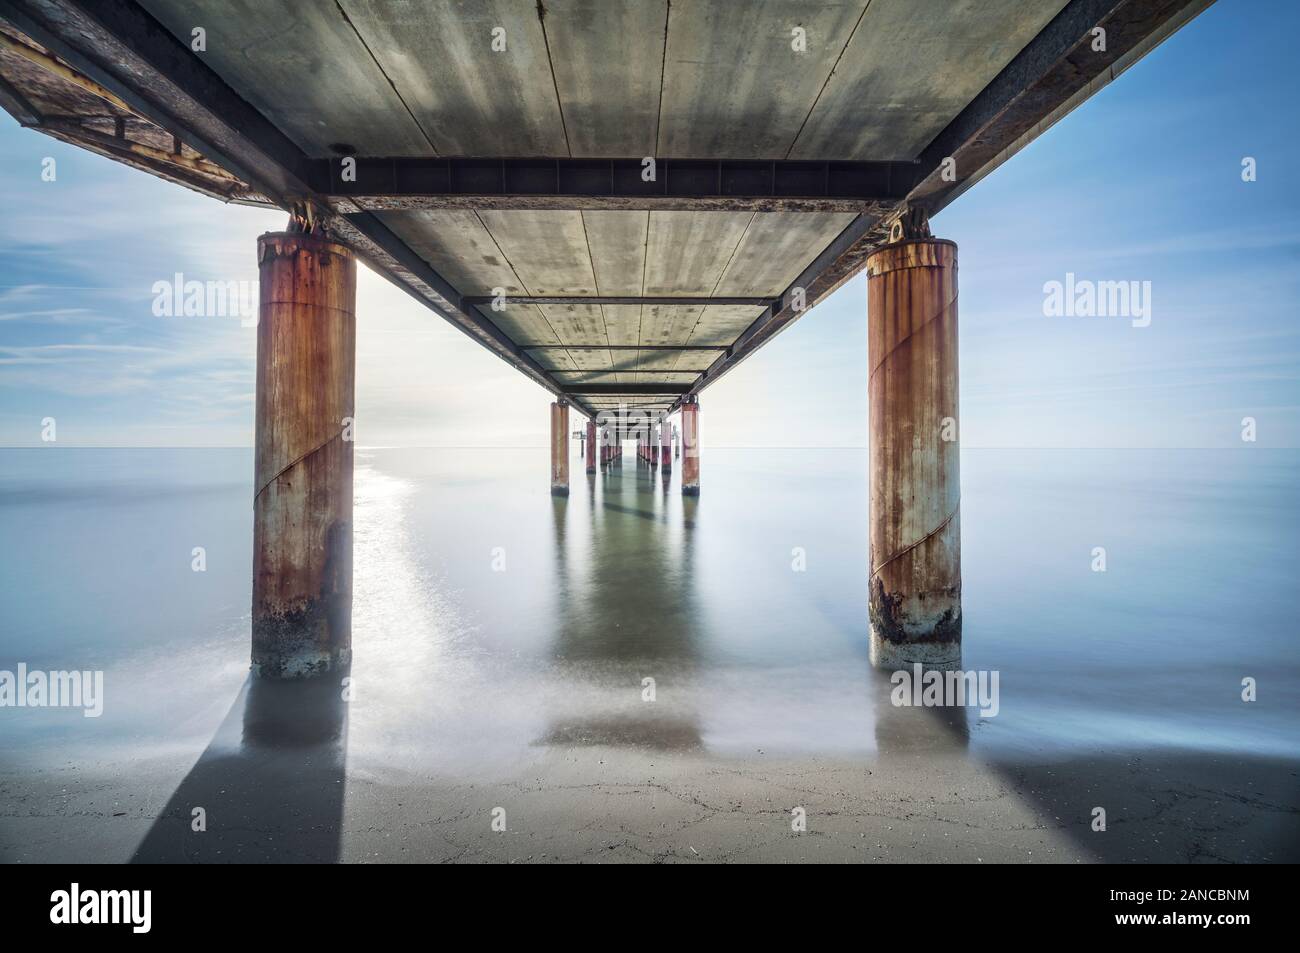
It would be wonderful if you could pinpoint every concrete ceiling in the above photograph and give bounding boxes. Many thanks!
[131,0,1072,413]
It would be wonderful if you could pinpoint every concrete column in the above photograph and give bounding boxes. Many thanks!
[252,231,356,679]
[660,413,672,471]
[550,401,569,495]
[586,420,597,473]
[866,238,961,667]
[681,398,700,495]
[648,421,658,468]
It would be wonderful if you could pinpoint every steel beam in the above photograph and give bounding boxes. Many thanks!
[520,344,727,352]
[562,384,691,396]
[465,295,770,307]
[318,157,919,213]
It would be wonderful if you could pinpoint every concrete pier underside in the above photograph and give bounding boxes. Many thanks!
[0,0,1215,677]
[0,0,1213,423]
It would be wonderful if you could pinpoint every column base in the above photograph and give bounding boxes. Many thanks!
[551,486,570,497]
[868,626,962,669]
[252,644,352,680]
[681,485,700,496]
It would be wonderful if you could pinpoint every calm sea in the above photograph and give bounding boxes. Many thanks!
[1,446,1297,772]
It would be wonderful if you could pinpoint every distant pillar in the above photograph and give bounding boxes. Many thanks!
[550,401,570,495]
[660,414,672,471]
[252,231,356,680]
[586,420,597,473]
[681,398,700,495]
[648,421,658,468]
[866,236,961,667]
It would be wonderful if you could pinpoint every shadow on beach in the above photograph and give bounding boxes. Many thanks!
[985,747,1300,863]
[131,672,348,863]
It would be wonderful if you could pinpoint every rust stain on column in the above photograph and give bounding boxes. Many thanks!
[551,401,570,495]
[866,239,961,667]
[252,231,356,679]
[586,420,596,473]
[681,399,700,495]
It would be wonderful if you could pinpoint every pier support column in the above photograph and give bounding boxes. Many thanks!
[681,398,700,495]
[660,413,672,471]
[866,233,961,667]
[550,400,569,496]
[252,231,356,679]
[586,420,597,473]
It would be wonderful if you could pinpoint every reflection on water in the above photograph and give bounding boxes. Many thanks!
[1,447,1298,779]
[539,464,704,750]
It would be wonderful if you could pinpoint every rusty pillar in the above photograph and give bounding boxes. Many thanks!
[550,401,570,495]
[681,398,700,495]
[866,238,961,668]
[252,231,356,679]
[586,420,597,473]
[660,413,672,471]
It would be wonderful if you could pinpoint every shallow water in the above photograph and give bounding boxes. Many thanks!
[1,446,1297,776]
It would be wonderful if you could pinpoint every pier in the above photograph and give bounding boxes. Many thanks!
[0,0,1212,677]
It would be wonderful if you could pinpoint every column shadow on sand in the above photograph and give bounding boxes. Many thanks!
[871,664,1299,861]
[131,672,348,863]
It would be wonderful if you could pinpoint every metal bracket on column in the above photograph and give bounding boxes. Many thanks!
[886,206,931,244]
[287,198,332,237]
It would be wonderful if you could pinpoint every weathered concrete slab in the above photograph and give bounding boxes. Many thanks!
[643,212,753,294]
[657,0,866,158]
[544,0,666,156]
[140,0,429,156]
[790,0,1073,160]
[337,0,567,156]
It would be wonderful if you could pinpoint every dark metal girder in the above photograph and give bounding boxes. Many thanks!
[547,369,709,375]
[521,344,727,352]
[464,295,770,307]
[563,384,691,396]
[318,157,920,212]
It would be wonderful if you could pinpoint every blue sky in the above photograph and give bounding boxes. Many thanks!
[1,0,1296,449]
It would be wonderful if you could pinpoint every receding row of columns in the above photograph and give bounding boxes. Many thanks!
[555,407,693,491]
[250,225,960,679]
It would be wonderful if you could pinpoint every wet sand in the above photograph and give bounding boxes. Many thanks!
[2,686,1295,864]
